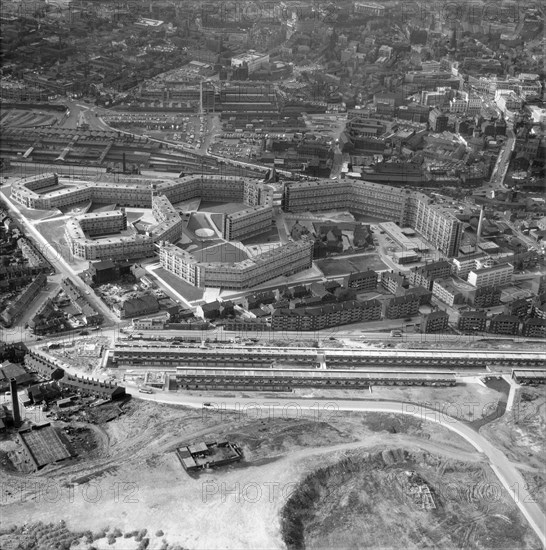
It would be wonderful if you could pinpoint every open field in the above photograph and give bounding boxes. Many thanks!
[0,398,493,550]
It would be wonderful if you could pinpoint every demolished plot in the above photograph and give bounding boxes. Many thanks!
[17,423,73,470]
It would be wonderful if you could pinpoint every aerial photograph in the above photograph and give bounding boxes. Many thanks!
[0,0,545,548]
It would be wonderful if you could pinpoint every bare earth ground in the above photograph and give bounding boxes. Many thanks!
[480,386,546,514]
[481,387,545,470]
[281,449,541,550]
[1,399,489,550]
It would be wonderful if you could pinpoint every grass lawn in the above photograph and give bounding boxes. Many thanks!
[346,254,389,272]
[210,213,224,231]
[317,254,388,277]
[187,213,213,233]
[35,219,87,272]
[153,267,205,302]
[199,201,248,215]
[241,226,280,245]
[316,259,352,277]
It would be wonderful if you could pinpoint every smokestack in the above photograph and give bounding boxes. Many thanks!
[10,378,21,428]
[476,207,484,247]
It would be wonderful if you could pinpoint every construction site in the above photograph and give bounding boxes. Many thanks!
[0,341,544,549]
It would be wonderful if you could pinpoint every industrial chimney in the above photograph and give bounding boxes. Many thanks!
[476,207,485,247]
[10,378,21,428]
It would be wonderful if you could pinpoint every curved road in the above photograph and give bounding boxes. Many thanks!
[136,390,546,547]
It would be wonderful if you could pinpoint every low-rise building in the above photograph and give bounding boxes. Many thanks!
[60,278,103,326]
[0,272,47,326]
[113,294,159,319]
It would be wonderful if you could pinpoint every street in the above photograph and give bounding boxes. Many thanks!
[2,193,119,326]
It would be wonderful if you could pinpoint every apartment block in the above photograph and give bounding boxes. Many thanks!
[432,278,464,307]
[347,270,377,291]
[385,295,420,319]
[489,314,520,335]
[271,299,381,331]
[381,271,408,294]
[472,285,502,308]
[522,318,546,338]
[284,179,410,224]
[402,286,432,305]
[159,240,313,290]
[429,108,448,132]
[412,199,463,258]
[11,173,273,216]
[458,310,488,332]
[421,310,449,333]
[223,206,272,241]
[504,298,529,318]
[468,263,514,289]
[452,253,488,280]
[409,261,452,291]
[284,181,463,257]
